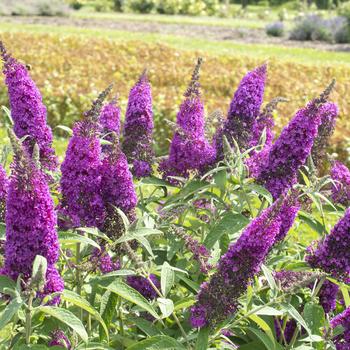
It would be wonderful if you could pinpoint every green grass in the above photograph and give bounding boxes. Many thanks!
[73,9,270,29]
[0,21,349,66]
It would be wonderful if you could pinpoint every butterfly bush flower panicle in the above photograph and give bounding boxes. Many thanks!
[122,70,154,178]
[159,58,216,182]
[0,165,9,222]
[190,198,285,328]
[311,102,338,167]
[127,274,160,300]
[0,42,57,171]
[319,280,339,314]
[331,161,350,206]
[48,329,71,349]
[101,134,137,236]
[256,80,335,200]
[306,207,350,282]
[1,130,63,303]
[90,247,120,274]
[214,64,267,160]
[59,87,112,229]
[99,97,121,151]
[330,306,350,349]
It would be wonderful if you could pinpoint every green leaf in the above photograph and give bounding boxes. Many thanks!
[174,297,195,311]
[248,314,275,349]
[195,327,209,350]
[0,297,23,329]
[126,335,186,350]
[128,316,162,336]
[161,262,174,297]
[341,285,350,307]
[247,327,276,350]
[157,298,174,319]
[0,275,17,295]
[303,302,325,335]
[140,176,175,188]
[38,306,88,342]
[58,231,100,249]
[281,303,311,335]
[246,184,273,204]
[261,265,277,293]
[61,289,109,340]
[55,125,73,136]
[1,105,13,125]
[255,306,283,316]
[104,280,159,319]
[31,255,47,279]
[99,291,118,340]
[204,212,249,249]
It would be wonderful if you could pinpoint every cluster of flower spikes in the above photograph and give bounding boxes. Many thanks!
[127,274,160,300]
[48,329,71,349]
[99,97,121,152]
[122,70,154,178]
[330,306,350,350]
[214,63,266,161]
[58,86,112,229]
[189,196,293,328]
[331,161,350,206]
[0,130,63,304]
[0,42,57,171]
[159,58,216,183]
[255,80,336,200]
[247,97,285,179]
[306,206,350,283]
[311,102,338,168]
[0,165,9,222]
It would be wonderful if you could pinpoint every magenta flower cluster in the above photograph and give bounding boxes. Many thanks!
[190,199,284,328]
[0,43,57,171]
[0,165,9,222]
[214,64,266,159]
[59,120,105,229]
[1,137,63,302]
[160,60,216,181]
[99,99,121,150]
[331,161,350,206]
[122,72,154,178]
[127,274,160,300]
[306,207,350,282]
[48,329,71,349]
[331,307,350,350]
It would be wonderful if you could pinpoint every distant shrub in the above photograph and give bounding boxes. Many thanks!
[338,1,350,22]
[266,21,284,37]
[154,0,219,16]
[123,0,156,13]
[290,14,348,42]
[278,8,288,21]
[0,0,70,16]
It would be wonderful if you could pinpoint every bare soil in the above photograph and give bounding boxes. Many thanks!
[1,15,350,52]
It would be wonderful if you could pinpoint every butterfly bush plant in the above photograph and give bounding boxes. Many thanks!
[0,42,349,350]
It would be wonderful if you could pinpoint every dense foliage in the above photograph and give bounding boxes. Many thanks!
[0,42,350,350]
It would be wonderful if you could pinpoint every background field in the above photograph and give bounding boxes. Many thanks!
[0,5,350,160]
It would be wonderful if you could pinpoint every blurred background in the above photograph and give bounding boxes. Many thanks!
[0,0,349,161]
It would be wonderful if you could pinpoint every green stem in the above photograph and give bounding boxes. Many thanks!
[76,242,81,295]
[25,292,35,345]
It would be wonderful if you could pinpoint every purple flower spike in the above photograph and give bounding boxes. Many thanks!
[59,88,112,229]
[256,81,335,200]
[319,280,339,314]
[311,102,338,167]
[0,165,9,222]
[99,98,121,151]
[159,58,216,182]
[127,274,160,300]
[1,131,63,303]
[214,64,267,159]
[306,207,350,282]
[122,70,154,178]
[49,329,71,349]
[0,42,57,171]
[330,307,350,349]
[331,161,350,206]
[190,198,285,328]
